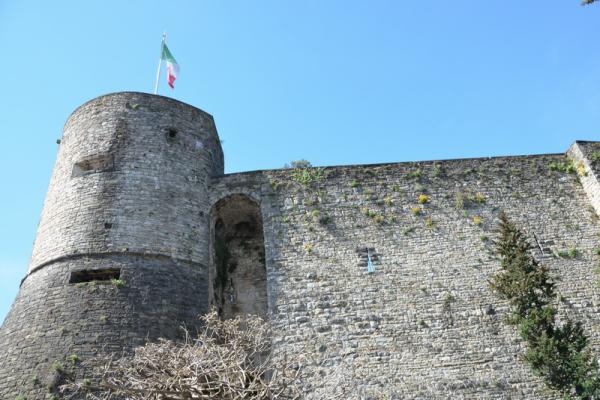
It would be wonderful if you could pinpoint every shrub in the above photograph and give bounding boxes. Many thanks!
[284,159,312,169]
[425,216,435,229]
[407,169,422,179]
[60,311,304,399]
[473,192,486,203]
[490,213,600,398]
[549,159,576,174]
[111,278,126,288]
[291,166,325,187]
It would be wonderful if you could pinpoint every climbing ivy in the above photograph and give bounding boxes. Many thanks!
[214,237,232,291]
[490,213,600,399]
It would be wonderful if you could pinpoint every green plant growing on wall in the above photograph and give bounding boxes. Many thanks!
[52,361,65,372]
[402,226,415,236]
[410,206,422,216]
[454,192,465,210]
[391,184,403,193]
[549,159,576,174]
[489,213,600,399]
[443,292,456,311]
[407,169,422,179]
[67,354,80,365]
[111,278,126,288]
[432,163,442,177]
[214,237,232,291]
[291,166,325,187]
[424,216,435,230]
[284,159,312,169]
[417,194,429,204]
[589,151,600,164]
[473,192,486,204]
[557,247,579,259]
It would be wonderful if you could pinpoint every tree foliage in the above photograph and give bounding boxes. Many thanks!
[490,213,600,399]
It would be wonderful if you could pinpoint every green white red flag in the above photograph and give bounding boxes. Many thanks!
[161,44,179,89]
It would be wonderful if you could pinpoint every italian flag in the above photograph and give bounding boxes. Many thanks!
[162,44,179,89]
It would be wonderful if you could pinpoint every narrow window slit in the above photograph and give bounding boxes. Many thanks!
[69,268,121,284]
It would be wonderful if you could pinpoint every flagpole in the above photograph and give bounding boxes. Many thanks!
[153,32,166,94]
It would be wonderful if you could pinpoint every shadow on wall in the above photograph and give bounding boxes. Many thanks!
[210,194,267,318]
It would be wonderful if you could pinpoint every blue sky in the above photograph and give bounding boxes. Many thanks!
[0,1,599,322]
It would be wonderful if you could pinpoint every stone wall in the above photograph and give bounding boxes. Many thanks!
[211,152,600,399]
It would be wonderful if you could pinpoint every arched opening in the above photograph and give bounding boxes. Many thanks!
[210,194,267,318]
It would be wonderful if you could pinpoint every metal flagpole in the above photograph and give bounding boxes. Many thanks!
[153,32,166,94]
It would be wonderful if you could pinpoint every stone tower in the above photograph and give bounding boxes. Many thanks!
[0,92,223,397]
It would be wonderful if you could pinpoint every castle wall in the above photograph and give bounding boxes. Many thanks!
[211,153,600,399]
[2,92,599,399]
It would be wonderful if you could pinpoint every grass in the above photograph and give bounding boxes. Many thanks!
[402,226,416,235]
[67,354,80,364]
[407,169,422,179]
[52,361,65,372]
[425,216,435,229]
[557,247,578,259]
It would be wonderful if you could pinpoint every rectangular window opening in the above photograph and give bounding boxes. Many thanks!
[69,268,121,284]
[72,154,113,177]
[357,247,380,273]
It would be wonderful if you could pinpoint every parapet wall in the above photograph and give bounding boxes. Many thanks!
[212,150,600,399]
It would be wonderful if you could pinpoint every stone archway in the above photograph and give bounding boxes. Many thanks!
[210,194,267,318]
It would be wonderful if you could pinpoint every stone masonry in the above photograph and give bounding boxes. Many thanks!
[1,92,600,399]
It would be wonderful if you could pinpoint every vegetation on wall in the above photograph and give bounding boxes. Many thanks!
[214,236,233,297]
[490,213,600,399]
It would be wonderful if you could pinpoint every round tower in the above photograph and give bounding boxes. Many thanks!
[0,92,223,398]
